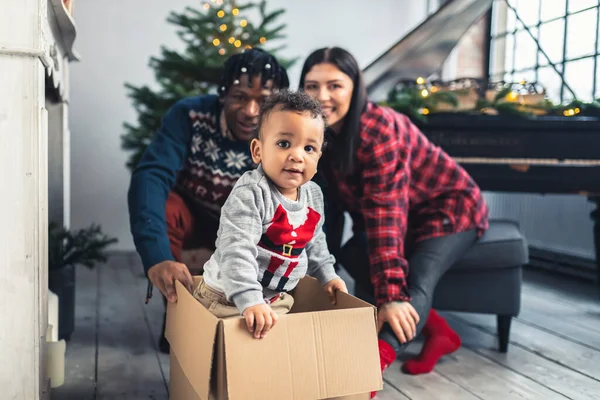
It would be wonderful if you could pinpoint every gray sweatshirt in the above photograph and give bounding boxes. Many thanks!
[202,166,339,314]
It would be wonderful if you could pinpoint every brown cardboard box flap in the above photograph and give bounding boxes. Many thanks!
[170,352,201,400]
[292,276,376,313]
[166,280,219,399]
[222,308,382,399]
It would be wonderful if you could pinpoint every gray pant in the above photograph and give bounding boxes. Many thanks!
[338,229,477,355]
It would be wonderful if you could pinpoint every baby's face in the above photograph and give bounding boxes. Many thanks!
[251,108,324,199]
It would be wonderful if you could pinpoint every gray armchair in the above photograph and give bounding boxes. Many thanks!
[432,219,528,352]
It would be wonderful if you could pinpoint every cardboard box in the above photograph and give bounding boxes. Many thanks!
[166,276,383,400]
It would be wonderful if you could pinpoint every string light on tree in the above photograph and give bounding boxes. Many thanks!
[506,91,518,101]
[563,107,581,116]
[421,89,429,97]
[416,77,425,85]
[419,107,430,115]
[121,0,294,171]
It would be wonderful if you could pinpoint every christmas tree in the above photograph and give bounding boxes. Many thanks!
[121,0,295,171]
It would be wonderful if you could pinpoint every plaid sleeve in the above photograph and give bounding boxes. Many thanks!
[358,113,411,305]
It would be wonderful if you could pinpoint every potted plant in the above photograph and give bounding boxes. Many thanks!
[48,223,117,341]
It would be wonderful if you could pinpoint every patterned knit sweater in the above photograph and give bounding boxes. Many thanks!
[202,166,339,313]
[128,95,256,272]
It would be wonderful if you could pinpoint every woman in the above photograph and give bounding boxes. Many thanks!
[299,47,489,383]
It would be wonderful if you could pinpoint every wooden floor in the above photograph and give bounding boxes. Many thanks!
[51,253,600,400]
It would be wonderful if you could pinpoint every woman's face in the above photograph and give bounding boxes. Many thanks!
[303,63,354,133]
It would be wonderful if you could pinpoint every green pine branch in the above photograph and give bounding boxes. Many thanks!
[385,81,600,121]
[121,0,296,172]
[48,223,118,271]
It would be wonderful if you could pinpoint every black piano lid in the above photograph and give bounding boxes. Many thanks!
[419,113,600,130]
[363,0,493,101]
[360,0,600,195]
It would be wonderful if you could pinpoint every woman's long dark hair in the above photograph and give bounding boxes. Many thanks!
[299,47,367,175]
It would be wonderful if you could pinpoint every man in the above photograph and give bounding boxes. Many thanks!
[127,48,290,352]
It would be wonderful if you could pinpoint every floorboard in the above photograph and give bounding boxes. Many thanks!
[51,255,600,400]
[445,312,600,400]
[95,255,168,400]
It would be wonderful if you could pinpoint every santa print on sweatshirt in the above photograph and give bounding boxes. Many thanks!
[259,205,321,291]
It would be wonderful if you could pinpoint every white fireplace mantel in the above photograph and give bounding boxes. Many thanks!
[0,0,77,398]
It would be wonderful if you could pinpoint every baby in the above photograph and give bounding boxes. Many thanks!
[194,90,347,338]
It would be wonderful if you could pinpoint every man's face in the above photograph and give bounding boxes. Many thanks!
[222,74,275,142]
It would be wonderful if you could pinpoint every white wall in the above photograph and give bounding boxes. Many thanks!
[265,0,428,88]
[70,0,429,250]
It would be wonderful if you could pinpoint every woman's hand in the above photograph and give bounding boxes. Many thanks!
[377,302,420,344]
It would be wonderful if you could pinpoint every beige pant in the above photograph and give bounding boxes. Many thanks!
[192,277,294,318]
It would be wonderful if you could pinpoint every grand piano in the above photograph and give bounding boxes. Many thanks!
[363,0,600,290]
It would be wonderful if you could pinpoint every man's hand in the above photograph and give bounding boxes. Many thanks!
[147,260,194,303]
[242,303,278,339]
[323,278,348,305]
[377,302,420,344]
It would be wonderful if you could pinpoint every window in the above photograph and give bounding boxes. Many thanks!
[489,0,600,103]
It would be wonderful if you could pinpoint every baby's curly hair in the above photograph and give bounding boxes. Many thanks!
[257,90,326,139]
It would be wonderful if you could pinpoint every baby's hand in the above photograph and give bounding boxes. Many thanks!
[242,303,278,339]
[323,278,348,305]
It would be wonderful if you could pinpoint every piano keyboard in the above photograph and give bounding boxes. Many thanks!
[453,157,600,166]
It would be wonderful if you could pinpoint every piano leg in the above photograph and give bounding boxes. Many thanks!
[590,196,600,297]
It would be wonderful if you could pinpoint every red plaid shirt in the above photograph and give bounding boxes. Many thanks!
[324,103,489,305]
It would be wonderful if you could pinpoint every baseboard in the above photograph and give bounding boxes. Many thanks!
[527,246,597,281]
